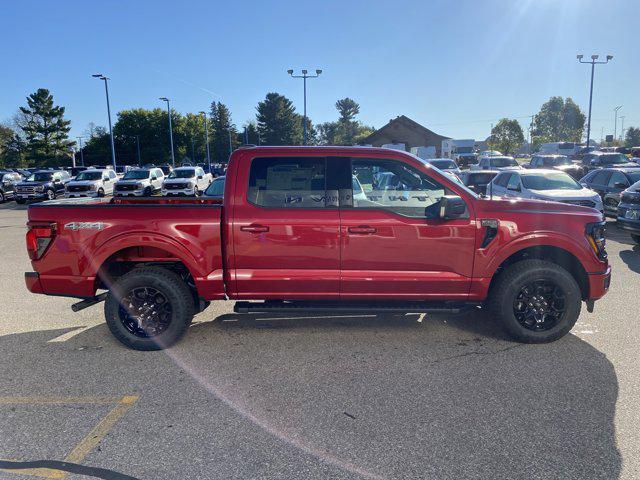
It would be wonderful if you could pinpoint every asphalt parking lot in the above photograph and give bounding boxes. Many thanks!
[0,202,639,480]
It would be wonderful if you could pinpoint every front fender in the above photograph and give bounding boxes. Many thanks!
[476,229,598,278]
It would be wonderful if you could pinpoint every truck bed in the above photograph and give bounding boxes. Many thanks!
[27,196,225,300]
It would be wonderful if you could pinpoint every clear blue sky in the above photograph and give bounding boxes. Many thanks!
[1,0,637,142]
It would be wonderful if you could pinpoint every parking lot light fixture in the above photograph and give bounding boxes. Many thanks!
[287,68,322,145]
[92,74,117,169]
[577,54,613,149]
[159,97,176,167]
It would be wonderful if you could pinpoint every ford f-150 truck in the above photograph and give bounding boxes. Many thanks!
[24,146,611,350]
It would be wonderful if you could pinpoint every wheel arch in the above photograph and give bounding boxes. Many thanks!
[488,245,589,300]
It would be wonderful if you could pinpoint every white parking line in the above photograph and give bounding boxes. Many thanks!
[47,326,92,343]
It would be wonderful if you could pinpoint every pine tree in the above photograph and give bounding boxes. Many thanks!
[210,101,238,162]
[256,93,302,145]
[18,88,73,166]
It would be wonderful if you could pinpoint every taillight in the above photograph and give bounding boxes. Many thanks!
[586,221,607,261]
[26,223,56,260]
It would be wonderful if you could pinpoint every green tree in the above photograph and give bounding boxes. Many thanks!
[336,97,360,122]
[18,89,74,166]
[531,96,585,147]
[625,127,640,147]
[256,93,302,145]
[488,118,525,155]
[210,102,239,162]
[1,124,29,167]
[317,98,374,146]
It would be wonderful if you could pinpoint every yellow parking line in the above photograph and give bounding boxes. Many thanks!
[63,396,138,466]
[0,396,126,405]
[0,395,139,479]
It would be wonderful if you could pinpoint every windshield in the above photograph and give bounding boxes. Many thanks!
[430,160,457,170]
[169,169,196,179]
[123,170,150,180]
[28,172,53,182]
[206,178,225,196]
[467,172,498,185]
[600,154,629,165]
[491,157,518,167]
[522,172,582,190]
[74,171,103,181]
[455,146,474,154]
[549,156,572,166]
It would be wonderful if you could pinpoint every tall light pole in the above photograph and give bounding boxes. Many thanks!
[134,135,142,166]
[287,68,322,145]
[92,74,117,168]
[577,54,613,149]
[614,106,622,142]
[619,115,626,142]
[76,136,85,166]
[159,97,176,166]
[199,111,211,173]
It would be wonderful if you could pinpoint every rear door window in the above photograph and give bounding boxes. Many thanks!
[248,157,328,208]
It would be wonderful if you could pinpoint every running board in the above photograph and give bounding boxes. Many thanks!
[234,300,474,315]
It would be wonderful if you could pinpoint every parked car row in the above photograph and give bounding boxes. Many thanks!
[0,165,223,204]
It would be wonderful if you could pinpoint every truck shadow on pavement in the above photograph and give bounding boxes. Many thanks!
[0,308,622,480]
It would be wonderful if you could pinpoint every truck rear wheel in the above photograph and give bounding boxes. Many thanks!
[104,267,194,350]
[489,259,581,343]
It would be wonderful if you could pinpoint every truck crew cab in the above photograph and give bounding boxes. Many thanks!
[24,147,610,350]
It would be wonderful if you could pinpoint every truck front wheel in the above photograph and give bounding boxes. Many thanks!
[631,234,640,245]
[104,267,195,350]
[489,259,581,343]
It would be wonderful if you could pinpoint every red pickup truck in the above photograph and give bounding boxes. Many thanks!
[24,146,611,350]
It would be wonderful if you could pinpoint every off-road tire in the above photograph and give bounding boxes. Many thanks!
[16,198,26,204]
[104,267,194,350]
[632,233,640,245]
[46,189,55,200]
[97,188,105,197]
[489,259,581,343]
[143,186,152,197]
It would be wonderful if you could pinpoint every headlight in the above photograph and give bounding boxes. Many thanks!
[135,182,143,189]
[89,183,98,190]
[586,222,607,260]
[35,185,44,192]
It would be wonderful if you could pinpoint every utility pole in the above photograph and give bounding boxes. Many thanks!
[619,115,625,142]
[199,111,211,173]
[76,136,85,166]
[159,97,176,166]
[614,106,622,142]
[92,74,117,168]
[576,54,613,148]
[287,68,322,145]
[135,135,141,166]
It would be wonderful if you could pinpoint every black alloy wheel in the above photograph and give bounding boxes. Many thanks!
[513,280,566,331]
[118,286,173,338]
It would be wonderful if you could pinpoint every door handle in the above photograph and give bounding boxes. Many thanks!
[241,225,269,233]
[348,226,377,234]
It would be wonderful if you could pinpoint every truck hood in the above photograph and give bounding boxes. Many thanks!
[478,196,602,218]
[115,179,144,185]
[17,181,50,187]
[67,180,98,187]
[163,178,195,185]
[529,188,599,201]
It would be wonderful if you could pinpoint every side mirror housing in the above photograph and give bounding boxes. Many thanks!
[439,195,468,220]
[197,175,203,180]
[151,176,157,181]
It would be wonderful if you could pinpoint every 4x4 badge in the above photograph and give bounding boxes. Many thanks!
[64,222,104,231]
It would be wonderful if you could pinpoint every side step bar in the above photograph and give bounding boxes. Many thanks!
[234,300,474,315]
